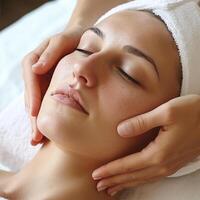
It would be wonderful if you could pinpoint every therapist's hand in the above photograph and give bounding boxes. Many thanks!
[92,95,200,196]
[22,26,84,145]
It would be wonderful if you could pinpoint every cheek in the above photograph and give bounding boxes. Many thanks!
[98,79,149,125]
[52,55,75,83]
[88,80,161,161]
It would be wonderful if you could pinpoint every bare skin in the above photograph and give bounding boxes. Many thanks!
[0,142,115,200]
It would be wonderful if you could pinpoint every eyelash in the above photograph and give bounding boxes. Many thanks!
[76,48,140,85]
[76,48,93,55]
[116,67,140,85]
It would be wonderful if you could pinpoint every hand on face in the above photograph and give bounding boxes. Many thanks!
[92,95,200,196]
[22,27,84,145]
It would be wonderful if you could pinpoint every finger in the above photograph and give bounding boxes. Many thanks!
[106,181,144,197]
[117,103,169,137]
[30,116,37,135]
[24,91,29,113]
[98,150,200,194]
[31,139,39,146]
[32,37,68,74]
[31,131,44,146]
[31,134,46,146]
[29,78,41,117]
[92,152,150,180]
[31,39,50,70]
[107,184,124,197]
[27,39,49,69]
[28,70,41,116]
[106,178,155,197]
[96,165,160,192]
[106,182,140,197]
[23,52,42,116]
[30,116,44,145]
[32,128,43,142]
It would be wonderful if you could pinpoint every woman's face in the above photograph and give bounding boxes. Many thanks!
[37,10,181,162]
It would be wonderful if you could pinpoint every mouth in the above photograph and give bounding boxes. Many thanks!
[50,86,89,115]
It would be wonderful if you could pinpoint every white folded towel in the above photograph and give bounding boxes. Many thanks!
[0,95,40,171]
[96,0,200,177]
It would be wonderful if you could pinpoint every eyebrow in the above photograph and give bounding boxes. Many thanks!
[87,27,104,39]
[86,27,159,78]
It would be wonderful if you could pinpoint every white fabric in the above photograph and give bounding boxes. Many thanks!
[96,0,200,178]
[0,95,40,171]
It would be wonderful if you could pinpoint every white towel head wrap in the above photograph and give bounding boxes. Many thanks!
[96,0,200,96]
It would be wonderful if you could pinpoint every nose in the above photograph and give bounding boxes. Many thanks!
[72,56,99,88]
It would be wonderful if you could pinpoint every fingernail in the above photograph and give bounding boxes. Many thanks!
[32,61,45,68]
[97,185,107,192]
[117,122,131,137]
[92,171,102,180]
[109,191,118,196]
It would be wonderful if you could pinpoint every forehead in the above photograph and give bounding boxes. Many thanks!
[96,10,179,78]
[97,10,173,51]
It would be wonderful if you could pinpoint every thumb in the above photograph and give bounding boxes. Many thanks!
[32,38,68,75]
[117,105,166,137]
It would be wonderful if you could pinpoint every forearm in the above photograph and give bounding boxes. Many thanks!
[66,0,129,31]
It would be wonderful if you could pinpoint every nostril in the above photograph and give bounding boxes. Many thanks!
[79,76,88,84]
[73,71,88,85]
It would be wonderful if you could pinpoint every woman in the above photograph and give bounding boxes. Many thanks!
[0,8,182,199]
[23,0,200,195]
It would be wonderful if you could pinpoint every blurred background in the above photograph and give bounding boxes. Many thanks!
[0,0,52,30]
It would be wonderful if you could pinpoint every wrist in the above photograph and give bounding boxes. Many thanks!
[65,12,95,32]
[64,21,87,35]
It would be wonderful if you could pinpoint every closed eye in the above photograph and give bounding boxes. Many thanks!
[117,67,140,85]
[76,48,140,86]
[76,48,93,56]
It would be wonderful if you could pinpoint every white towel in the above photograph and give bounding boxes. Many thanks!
[0,95,40,171]
[95,0,200,177]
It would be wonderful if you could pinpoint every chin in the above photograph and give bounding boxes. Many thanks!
[36,98,90,153]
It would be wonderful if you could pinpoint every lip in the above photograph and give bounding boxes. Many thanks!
[51,86,89,115]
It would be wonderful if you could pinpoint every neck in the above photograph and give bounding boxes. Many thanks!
[1,142,115,200]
